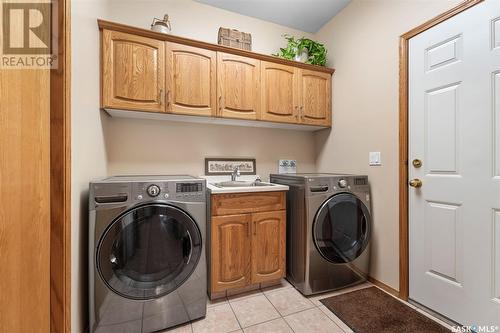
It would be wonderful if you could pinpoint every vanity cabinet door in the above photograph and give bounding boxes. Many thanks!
[166,42,216,116]
[101,30,165,112]
[251,210,286,283]
[211,214,252,293]
[298,69,331,126]
[260,61,299,124]
[217,52,261,120]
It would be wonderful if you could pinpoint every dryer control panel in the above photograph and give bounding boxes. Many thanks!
[331,176,369,193]
[304,175,369,198]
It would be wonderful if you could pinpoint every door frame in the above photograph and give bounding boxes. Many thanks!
[398,0,483,300]
[50,0,71,331]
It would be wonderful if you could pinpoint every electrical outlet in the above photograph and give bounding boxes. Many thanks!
[278,159,297,174]
[369,152,382,166]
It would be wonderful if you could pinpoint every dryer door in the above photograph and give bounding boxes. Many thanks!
[313,193,371,263]
[97,203,202,300]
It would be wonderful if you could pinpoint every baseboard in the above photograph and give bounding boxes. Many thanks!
[368,276,399,298]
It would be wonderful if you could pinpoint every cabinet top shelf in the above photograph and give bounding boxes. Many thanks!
[98,19,335,75]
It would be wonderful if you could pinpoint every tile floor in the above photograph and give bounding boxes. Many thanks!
[161,280,450,333]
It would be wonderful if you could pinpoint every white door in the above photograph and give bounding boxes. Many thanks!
[409,0,500,327]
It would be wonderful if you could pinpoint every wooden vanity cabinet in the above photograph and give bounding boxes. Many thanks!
[101,30,165,112]
[211,214,252,292]
[211,214,252,293]
[210,191,286,296]
[251,210,286,283]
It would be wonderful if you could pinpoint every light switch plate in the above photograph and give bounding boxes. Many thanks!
[278,159,297,174]
[369,152,382,166]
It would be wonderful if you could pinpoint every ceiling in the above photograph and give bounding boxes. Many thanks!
[194,0,351,33]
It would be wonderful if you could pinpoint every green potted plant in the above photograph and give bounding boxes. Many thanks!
[273,35,327,66]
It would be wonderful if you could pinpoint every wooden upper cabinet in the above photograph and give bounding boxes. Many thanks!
[217,53,260,120]
[99,21,333,128]
[101,30,165,112]
[211,214,252,293]
[260,61,299,124]
[298,69,332,126]
[251,210,286,284]
[166,42,216,116]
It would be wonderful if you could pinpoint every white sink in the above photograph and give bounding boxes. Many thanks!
[212,180,277,188]
[202,175,288,194]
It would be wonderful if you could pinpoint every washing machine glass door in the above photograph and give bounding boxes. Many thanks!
[313,193,370,263]
[97,203,202,300]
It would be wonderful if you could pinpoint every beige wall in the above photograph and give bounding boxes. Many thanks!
[106,0,314,55]
[314,0,461,290]
[105,119,316,178]
[71,0,110,331]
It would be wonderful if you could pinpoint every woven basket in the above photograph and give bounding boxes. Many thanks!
[218,27,252,51]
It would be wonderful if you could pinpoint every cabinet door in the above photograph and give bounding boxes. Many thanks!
[166,42,216,116]
[211,214,251,293]
[260,61,299,123]
[298,69,331,126]
[102,30,165,112]
[251,210,286,284]
[217,53,260,120]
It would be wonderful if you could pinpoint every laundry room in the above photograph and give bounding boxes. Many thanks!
[2,0,499,332]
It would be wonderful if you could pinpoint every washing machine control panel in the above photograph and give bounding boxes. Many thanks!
[132,181,205,203]
[91,178,207,210]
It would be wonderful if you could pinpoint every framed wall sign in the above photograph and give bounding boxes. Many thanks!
[205,158,256,175]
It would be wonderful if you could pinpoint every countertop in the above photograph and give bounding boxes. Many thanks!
[201,175,289,194]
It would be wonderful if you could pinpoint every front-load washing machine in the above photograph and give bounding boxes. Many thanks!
[270,173,371,296]
[89,175,207,333]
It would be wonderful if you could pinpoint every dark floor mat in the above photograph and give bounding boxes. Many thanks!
[320,287,450,333]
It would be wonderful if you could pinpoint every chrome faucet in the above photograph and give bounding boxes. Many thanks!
[231,167,240,181]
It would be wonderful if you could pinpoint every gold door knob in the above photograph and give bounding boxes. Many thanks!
[412,159,422,168]
[409,179,422,188]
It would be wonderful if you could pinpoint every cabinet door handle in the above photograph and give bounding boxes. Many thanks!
[253,221,256,236]
[295,106,299,120]
[166,90,171,109]
[218,95,222,114]
[159,89,164,106]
